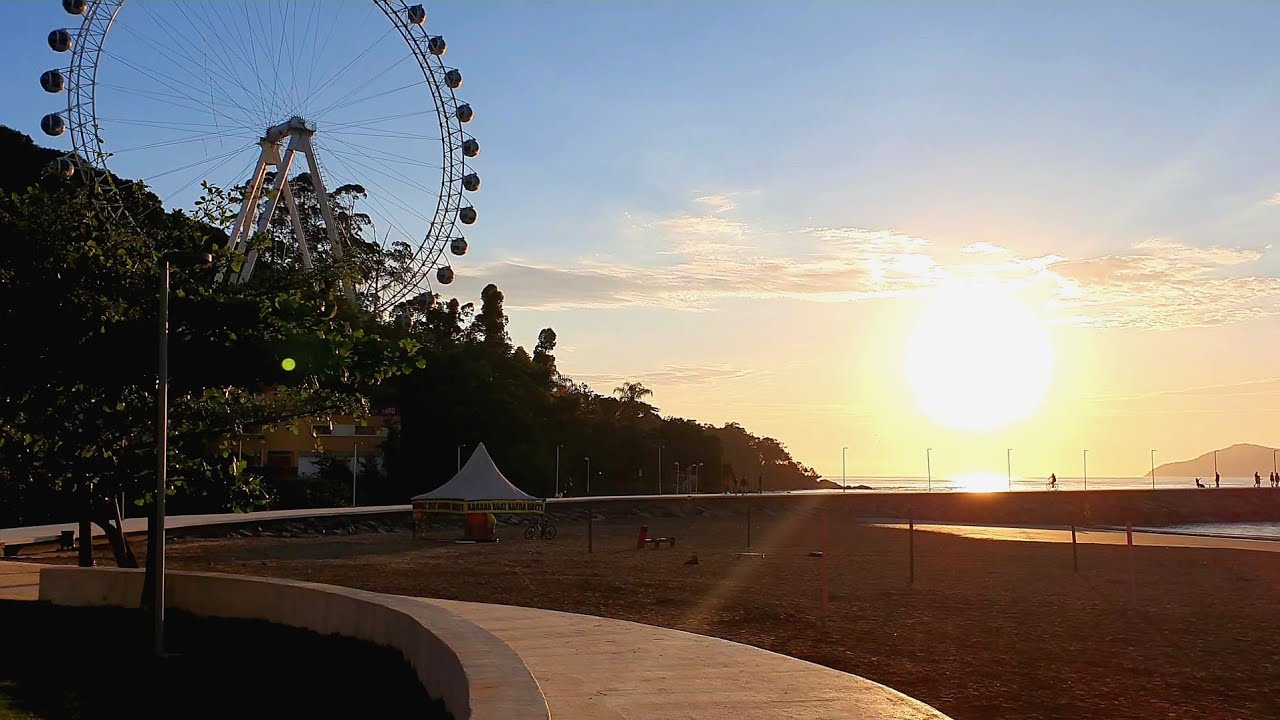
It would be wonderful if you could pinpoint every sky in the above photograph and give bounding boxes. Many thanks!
[4,1,1280,479]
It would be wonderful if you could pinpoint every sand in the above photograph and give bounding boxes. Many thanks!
[125,505,1275,720]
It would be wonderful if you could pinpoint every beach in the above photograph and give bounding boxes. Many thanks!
[94,502,1279,720]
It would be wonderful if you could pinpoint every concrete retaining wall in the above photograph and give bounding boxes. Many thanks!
[39,567,548,720]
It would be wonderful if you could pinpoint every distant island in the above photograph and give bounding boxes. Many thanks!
[1152,443,1279,478]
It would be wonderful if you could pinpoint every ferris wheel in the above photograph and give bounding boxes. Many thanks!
[38,0,480,311]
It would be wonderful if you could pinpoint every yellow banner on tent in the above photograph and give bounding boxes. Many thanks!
[413,499,545,514]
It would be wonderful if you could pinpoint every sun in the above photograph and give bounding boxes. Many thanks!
[905,284,1053,431]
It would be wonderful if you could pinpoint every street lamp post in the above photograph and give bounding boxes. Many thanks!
[585,457,591,495]
[151,251,209,657]
[1272,449,1277,476]
[674,461,681,493]
[351,441,360,507]
[842,446,848,492]
[1006,448,1013,491]
[1150,450,1157,490]
[1083,449,1089,491]
[457,444,463,473]
[555,444,563,497]
[926,448,932,492]
[657,445,665,495]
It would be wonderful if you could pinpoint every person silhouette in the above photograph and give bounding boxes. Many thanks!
[1214,472,1220,489]
[1254,472,1262,488]
[1195,478,1205,488]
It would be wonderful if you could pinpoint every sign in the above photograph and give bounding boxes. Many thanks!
[413,499,545,514]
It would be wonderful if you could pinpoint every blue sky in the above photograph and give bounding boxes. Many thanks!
[4,2,1280,477]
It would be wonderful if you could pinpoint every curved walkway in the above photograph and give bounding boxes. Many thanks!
[422,598,950,720]
[31,566,950,719]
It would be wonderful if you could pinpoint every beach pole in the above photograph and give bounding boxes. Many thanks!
[1126,521,1135,603]
[908,515,915,585]
[821,512,830,618]
[1071,525,1078,573]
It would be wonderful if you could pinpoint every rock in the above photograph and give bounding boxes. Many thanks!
[684,553,699,565]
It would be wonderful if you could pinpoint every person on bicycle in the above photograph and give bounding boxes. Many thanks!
[1048,473,1057,490]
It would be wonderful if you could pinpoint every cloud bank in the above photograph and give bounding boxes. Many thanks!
[465,195,1280,330]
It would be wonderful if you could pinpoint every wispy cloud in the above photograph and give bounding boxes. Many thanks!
[1263,193,1280,206]
[462,192,1279,330]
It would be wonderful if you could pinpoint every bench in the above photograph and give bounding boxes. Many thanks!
[2,534,68,557]
[642,537,676,549]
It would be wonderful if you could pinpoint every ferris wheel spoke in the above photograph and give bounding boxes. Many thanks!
[309,57,419,122]
[321,109,441,132]
[295,25,397,116]
[109,23,253,127]
[157,145,258,209]
[109,129,257,155]
[101,49,261,132]
[323,135,443,171]
[300,3,381,114]
[320,144,439,198]
[173,5,268,130]
[327,129,442,142]
[135,3,265,127]
[95,85,258,132]
[319,143,435,225]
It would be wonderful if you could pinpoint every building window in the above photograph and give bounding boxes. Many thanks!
[354,424,379,436]
[311,424,333,436]
[266,451,295,469]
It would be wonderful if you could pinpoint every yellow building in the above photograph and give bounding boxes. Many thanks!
[235,404,399,478]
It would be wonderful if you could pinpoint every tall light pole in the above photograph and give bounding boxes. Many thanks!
[1083,449,1088,491]
[841,446,848,492]
[457,444,463,473]
[153,258,171,657]
[926,448,932,492]
[674,461,681,493]
[1006,448,1013,491]
[657,445,665,495]
[584,457,591,495]
[1150,449,1156,489]
[555,444,563,497]
[351,441,360,507]
[152,251,209,657]
[1272,448,1277,476]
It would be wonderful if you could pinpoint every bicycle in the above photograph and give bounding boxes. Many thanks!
[523,517,557,540]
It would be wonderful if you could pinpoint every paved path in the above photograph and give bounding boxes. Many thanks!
[0,562,39,601]
[876,522,1280,553]
[0,505,410,548]
[422,598,950,720]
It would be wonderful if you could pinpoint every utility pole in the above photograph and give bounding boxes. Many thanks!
[657,445,664,495]
[1006,448,1013,491]
[585,457,591,495]
[926,448,932,492]
[842,446,848,492]
[351,441,360,507]
[555,444,562,497]
[1150,449,1157,490]
[1083,449,1088,491]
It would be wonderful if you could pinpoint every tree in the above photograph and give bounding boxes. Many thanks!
[532,328,557,371]
[470,283,510,350]
[0,127,414,567]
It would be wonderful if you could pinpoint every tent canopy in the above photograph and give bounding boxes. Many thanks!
[411,443,544,514]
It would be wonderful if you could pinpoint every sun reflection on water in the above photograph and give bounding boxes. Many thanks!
[949,472,1009,493]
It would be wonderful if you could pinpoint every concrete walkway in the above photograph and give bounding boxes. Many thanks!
[0,561,39,601]
[422,598,950,720]
[0,505,409,548]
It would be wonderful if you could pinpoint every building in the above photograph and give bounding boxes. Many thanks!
[235,404,399,479]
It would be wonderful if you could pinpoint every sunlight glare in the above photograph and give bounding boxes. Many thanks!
[905,284,1053,431]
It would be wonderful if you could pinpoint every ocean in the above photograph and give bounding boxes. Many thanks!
[818,474,1272,493]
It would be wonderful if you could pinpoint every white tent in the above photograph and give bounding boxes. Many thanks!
[411,443,544,514]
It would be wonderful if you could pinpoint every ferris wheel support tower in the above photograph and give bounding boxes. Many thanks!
[223,117,346,289]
